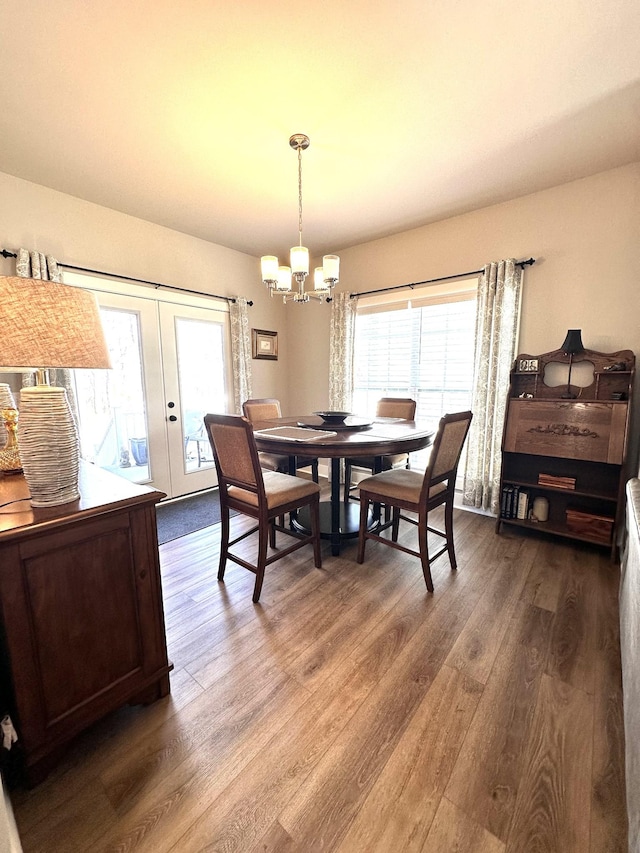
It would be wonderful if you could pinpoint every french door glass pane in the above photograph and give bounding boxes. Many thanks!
[175,317,226,473]
[74,307,149,483]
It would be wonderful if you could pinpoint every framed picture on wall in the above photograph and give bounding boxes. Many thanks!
[252,329,278,360]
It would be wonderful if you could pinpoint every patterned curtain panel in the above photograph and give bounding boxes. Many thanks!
[328,291,355,411]
[15,248,79,422]
[463,259,523,514]
[16,248,61,282]
[229,297,252,414]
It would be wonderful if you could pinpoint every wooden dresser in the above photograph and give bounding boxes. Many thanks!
[0,463,171,785]
[497,346,635,558]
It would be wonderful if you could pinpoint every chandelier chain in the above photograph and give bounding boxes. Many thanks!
[297,144,303,248]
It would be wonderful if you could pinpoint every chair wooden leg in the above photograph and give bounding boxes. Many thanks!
[343,461,352,503]
[253,521,269,603]
[311,459,319,484]
[444,496,457,571]
[391,506,401,541]
[418,518,434,593]
[218,509,230,581]
[357,494,369,563]
[310,498,322,568]
[269,519,276,549]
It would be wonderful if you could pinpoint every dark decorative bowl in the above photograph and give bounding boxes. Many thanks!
[313,411,351,425]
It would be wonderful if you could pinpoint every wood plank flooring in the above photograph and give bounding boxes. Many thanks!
[10,501,628,852]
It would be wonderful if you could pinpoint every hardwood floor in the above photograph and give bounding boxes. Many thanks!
[10,502,628,852]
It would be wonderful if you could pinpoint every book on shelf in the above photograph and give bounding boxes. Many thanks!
[537,473,576,490]
[517,489,530,520]
[501,485,529,519]
[500,485,512,518]
[510,486,519,518]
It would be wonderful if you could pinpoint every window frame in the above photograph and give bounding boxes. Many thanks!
[352,275,479,472]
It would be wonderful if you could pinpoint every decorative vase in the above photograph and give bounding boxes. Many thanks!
[0,384,16,449]
[0,408,22,474]
[532,496,549,522]
[130,437,148,466]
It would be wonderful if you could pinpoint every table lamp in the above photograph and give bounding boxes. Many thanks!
[560,329,585,399]
[0,275,111,506]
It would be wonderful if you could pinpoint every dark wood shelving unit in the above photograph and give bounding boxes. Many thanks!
[497,346,635,559]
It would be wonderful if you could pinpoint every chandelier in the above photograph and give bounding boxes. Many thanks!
[261,134,339,303]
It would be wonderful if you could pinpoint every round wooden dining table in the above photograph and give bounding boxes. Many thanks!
[252,415,435,555]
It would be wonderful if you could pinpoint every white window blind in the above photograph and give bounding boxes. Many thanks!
[353,279,477,468]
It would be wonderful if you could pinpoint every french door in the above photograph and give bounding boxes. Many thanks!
[67,273,231,498]
[158,301,229,495]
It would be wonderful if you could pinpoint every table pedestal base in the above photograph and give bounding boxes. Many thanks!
[295,501,374,556]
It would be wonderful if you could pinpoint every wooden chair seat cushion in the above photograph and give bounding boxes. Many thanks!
[257,452,285,472]
[229,471,320,510]
[358,468,447,505]
[258,451,316,473]
[346,452,408,471]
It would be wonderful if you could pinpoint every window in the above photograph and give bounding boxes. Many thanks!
[353,279,477,468]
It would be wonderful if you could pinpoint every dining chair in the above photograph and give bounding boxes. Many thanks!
[204,413,322,603]
[343,397,417,503]
[243,398,319,483]
[356,410,473,592]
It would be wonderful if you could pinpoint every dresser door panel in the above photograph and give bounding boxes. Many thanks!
[23,521,141,724]
[5,511,159,755]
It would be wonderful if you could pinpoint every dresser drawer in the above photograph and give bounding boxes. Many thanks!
[503,400,627,464]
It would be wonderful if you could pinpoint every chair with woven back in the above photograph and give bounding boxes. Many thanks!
[356,410,473,592]
[343,397,417,504]
[243,398,319,483]
[203,413,322,603]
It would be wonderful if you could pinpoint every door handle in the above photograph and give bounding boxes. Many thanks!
[169,415,178,422]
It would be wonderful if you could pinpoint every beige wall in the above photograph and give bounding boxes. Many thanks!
[2,163,639,465]
[0,171,296,411]
[288,161,640,467]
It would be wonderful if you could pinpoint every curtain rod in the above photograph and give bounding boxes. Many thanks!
[350,257,535,299]
[0,250,253,306]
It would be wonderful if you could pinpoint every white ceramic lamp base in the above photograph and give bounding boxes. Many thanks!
[18,385,80,507]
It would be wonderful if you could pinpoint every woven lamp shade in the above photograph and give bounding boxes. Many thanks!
[0,275,111,506]
[0,275,111,370]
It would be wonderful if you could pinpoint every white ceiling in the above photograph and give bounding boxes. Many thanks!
[1,1,639,261]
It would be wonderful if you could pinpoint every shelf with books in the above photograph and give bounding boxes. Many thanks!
[497,345,634,559]
[500,476,619,503]
[500,454,620,501]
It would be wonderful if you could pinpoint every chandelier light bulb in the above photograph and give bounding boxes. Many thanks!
[276,265,292,291]
[314,267,328,291]
[323,255,340,284]
[290,245,309,276]
[260,255,279,285]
